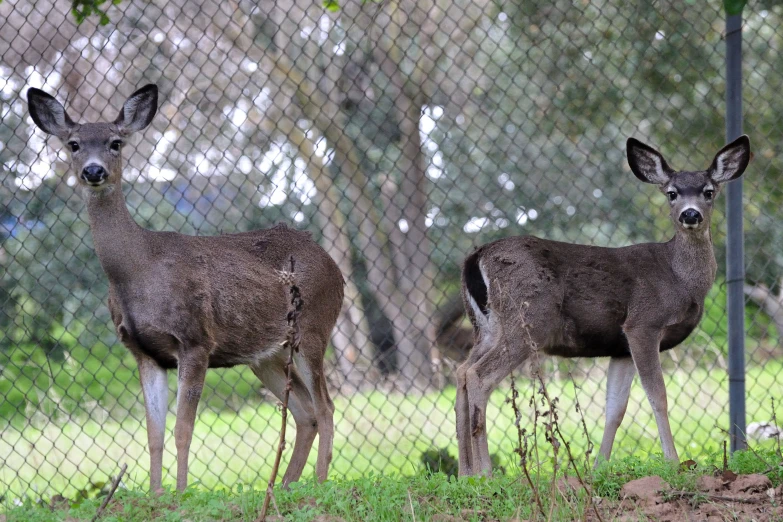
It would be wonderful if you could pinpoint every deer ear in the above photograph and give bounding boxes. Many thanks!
[115,84,158,133]
[709,135,750,183]
[27,88,76,138]
[626,138,673,185]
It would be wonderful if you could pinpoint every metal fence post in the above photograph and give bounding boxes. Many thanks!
[725,6,746,453]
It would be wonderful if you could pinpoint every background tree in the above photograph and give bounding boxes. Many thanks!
[2,0,782,425]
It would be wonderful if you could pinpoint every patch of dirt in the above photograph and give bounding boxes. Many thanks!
[606,473,783,522]
[729,473,773,494]
[696,474,723,492]
[619,475,668,505]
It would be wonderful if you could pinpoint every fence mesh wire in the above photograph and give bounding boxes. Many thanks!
[1,0,782,498]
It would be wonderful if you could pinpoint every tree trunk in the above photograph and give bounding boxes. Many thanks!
[268,51,437,390]
[381,99,437,391]
[287,127,373,388]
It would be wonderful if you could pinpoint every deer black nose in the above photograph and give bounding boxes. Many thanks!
[679,208,703,226]
[81,165,106,184]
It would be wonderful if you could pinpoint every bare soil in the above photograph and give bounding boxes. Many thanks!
[599,473,782,522]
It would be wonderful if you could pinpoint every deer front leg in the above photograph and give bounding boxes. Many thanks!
[595,356,635,466]
[174,349,209,492]
[625,328,678,462]
[137,356,169,493]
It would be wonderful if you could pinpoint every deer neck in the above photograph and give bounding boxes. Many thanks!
[670,227,717,296]
[84,184,147,283]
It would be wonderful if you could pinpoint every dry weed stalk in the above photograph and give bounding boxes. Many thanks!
[723,440,728,471]
[533,371,602,522]
[90,463,127,522]
[255,256,302,522]
[771,398,782,462]
[570,377,595,472]
[509,375,544,517]
[501,289,603,522]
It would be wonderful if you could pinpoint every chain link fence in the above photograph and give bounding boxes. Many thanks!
[1,0,782,499]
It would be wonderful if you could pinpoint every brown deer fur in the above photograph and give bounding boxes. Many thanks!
[27,85,344,492]
[457,135,751,476]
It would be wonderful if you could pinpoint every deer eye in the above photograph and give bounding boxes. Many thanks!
[110,140,122,152]
[667,191,677,202]
[704,189,714,200]
[68,141,80,152]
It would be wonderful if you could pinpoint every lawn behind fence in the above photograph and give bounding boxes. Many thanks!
[2,359,781,499]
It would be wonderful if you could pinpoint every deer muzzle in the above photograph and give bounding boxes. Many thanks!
[679,208,703,227]
[82,164,108,186]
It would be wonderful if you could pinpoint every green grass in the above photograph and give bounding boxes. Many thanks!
[3,450,781,521]
[1,359,781,501]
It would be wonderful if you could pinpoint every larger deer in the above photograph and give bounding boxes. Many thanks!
[27,85,344,492]
[457,135,751,476]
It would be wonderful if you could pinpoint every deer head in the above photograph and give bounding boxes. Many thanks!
[27,85,158,192]
[627,135,750,234]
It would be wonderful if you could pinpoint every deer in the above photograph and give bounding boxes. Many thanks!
[26,85,345,492]
[457,135,751,476]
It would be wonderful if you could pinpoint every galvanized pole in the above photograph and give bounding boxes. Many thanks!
[724,6,746,453]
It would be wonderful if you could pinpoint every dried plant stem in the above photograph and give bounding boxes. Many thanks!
[510,374,544,518]
[500,296,546,520]
[256,346,294,522]
[90,463,127,522]
[531,373,603,522]
[723,440,728,471]
[771,398,782,461]
[512,295,603,522]
[568,375,602,522]
[255,257,302,522]
[569,376,594,471]
[536,370,560,520]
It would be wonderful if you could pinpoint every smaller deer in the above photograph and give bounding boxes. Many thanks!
[457,135,751,476]
[27,85,345,492]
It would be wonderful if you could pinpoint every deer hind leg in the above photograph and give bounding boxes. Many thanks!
[311,374,334,483]
[456,332,496,476]
[596,356,635,466]
[455,362,474,476]
[293,333,334,483]
[464,339,528,476]
[625,327,678,462]
[251,359,319,487]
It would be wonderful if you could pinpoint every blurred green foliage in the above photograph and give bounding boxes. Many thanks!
[2,0,783,472]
